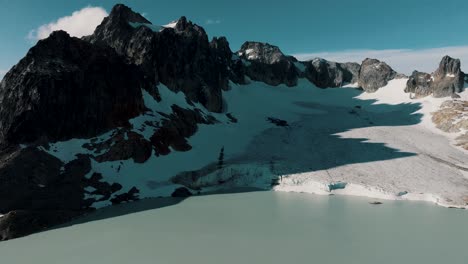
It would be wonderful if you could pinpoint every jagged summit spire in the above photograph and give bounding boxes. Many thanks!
[108,3,151,24]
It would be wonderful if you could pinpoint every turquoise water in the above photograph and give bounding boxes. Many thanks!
[0,191,467,264]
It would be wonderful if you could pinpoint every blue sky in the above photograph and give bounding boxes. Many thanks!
[2,0,468,77]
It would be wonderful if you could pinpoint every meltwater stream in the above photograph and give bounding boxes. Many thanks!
[0,191,467,264]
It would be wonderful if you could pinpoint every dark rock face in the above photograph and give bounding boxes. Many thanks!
[84,129,153,163]
[83,172,123,204]
[0,146,133,239]
[110,187,140,204]
[358,58,397,92]
[341,62,361,84]
[0,210,84,241]
[238,42,299,86]
[0,146,89,239]
[210,37,245,85]
[86,5,229,112]
[150,105,216,156]
[0,31,146,145]
[0,147,65,212]
[405,71,433,98]
[171,187,193,197]
[432,56,465,97]
[304,58,360,88]
[404,56,465,98]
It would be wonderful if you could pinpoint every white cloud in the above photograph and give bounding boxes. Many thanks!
[205,19,221,25]
[27,6,108,41]
[293,46,468,75]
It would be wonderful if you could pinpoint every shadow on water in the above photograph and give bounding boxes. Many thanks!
[49,85,424,232]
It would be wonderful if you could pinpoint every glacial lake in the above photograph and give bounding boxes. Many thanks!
[1,191,467,264]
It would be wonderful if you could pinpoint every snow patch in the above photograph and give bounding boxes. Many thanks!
[128,22,164,32]
[163,21,178,28]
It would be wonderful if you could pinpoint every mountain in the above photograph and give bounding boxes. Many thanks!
[0,4,467,240]
[406,55,465,98]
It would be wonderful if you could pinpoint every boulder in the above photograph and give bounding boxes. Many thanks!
[358,58,397,92]
[405,71,433,98]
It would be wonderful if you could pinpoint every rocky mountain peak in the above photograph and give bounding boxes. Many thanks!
[174,16,188,30]
[433,55,463,78]
[405,55,465,98]
[238,41,289,64]
[85,4,150,51]
[108,4,151,24]
[0,30,146,144]
[170,16,207,39]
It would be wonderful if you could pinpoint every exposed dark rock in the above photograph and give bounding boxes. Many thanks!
[226,113,238,123]
[171,187,193,197]
[62,154,92,180]
[210,37,245,85]
[0,147,63,212]
[405,56,465,98]
[83,172,123,204]
[238,41,299,86]
[432,56,465,97]
[110,187,140,204]
[86,5,229,112]
[0,210,85,241]
[0,30,146,145]
[341,62,361,84]
[405,71,433,98]
[358,58,397,92]
[85,129,153,163]
[0,147,98,239]
[267,117,289,127]
[150,106,216,155]
[304,58,360,88]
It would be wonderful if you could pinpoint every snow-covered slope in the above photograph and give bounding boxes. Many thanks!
[43,78,468,208]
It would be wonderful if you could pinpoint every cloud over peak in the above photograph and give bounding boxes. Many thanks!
[27,6,108,41]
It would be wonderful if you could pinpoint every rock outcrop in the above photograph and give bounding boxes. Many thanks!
[405,71,433,98]
[0,146,88,240]
[304,58,360,88]
[86,4,230,112]
[237,41,299,86]
[405,56,465,98]
[150,105,216,156]
[358,58,398,92]
[0,30,146,145]
[84,129,153,163]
